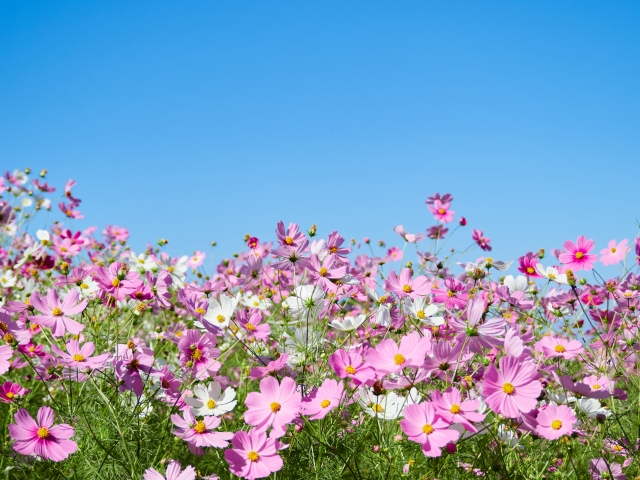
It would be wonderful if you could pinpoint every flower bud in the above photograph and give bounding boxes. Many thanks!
[459,217,467,226]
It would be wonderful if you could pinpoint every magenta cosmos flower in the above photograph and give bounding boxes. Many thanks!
[224,428,286,480]
[366,331,431,375]
[144,460,196,480]
[558,236,597,271]
[400,402,460,457]
[536,404,576,440]
[8,406,77,461]
[0,381,29,403]
[28,289,87,337]
[301,379,345,420]
[534,336,584,359]
[244,376,301,438]
[599,239,629,266]
[171,408,233,448]
[482,356,542,418]
[385,268,431,299]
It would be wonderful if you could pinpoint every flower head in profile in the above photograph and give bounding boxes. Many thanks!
[472,229,492,251]
[224,428,286,480]
[8,406,77,461]
[144,460,196,480]
[244,376,301,438]
[558,236,597,271]
[536,404,576,440]
[400,402,460,457]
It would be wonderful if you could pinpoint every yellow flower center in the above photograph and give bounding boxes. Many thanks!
[37,427,50,439]
[216,315,226,323]
[447,291,455,298]
[247,451,260,462]
[168,266,174,272]
[194,421,207,433]
[4,333,15,343]
[527,267,535,274]
[319,267,328,277]
[554,345,566,353]
[394,353,406,365]
[246,323,256,331]
[330,246,338,254]
[6,392,15,399]
[548,273,556,279]
[270,402,281,413]
[575,252,584,259]
[613,445,623,451]
[72,354,85,362]
[126,340,135,349]
[402,284,412,293]
[438,208,445,214]
[450,404,461,414]
[195,308,206,315]
[502,382,515,395]
[80,283,88,289]
[416,310,426,319]
[192,349,203,360]
[611,247,617,253]
[52,307,63,317]
[422,424,434,434]
[345,365,356,374]
[207,399,217,409]
[285,236,294,245]
[592,384,601,390]
[111,278,120,287]
[551,420,562,430]
[372,404,383,413]
[320,399,331,408]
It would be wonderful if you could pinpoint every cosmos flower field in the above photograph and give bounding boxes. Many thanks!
[0,168,639,479]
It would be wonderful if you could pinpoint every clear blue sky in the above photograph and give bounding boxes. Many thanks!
[1,2,639,273]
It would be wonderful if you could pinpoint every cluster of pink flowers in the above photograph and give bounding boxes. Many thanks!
[0,169,638,479]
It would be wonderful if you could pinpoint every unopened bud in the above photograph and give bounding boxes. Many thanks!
[211,241,217,247]
[244,234,250,242]
[40,169,47,178]
[566,269,575,286]
[308,224,317,237]
[459,217,467,226]
[538,248,545,259]
[24,167,31,174]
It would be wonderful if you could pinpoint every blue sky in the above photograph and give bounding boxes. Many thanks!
[1,2,639,275]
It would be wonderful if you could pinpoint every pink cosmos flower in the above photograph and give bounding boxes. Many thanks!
[28,289,87,337]
[394,225,425,243]
[517,252,542,278]
[536,404,576,440]
[365,331,431,375]
[144,460,196,480]
[432,277,467,309]
[426,225,448,239]
[301,379,345,420]
[385,268,431,299]
[244,376,302,438]
[94,262,139,300]
[186,251,206,268]
[400,402,460,457]
[148,271,173,308]
[0,381,29,403]
[472,229,492,251]
[0,344,12,374]
[589,458,626,480]
[8,406,77,461]
[114,348,157,396]
[534,336,584,359]
[275,221,307,248]
[329,349,375,385]
[102,225,129,242]
[432,387,485,432]
[52,339,110,370]
[599,239,628,266]
[558,236,598,271]
[171,408,233,448]
[449,297,505,354]
[249,354,291,380]
[326,230,351,261]
[224,428,286,480]
[177,330,220,379]
[482,356,542,418]
[428,200,455,224]
[236,309,271,341]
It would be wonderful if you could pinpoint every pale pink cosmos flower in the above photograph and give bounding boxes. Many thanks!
[385,268,431,299]
[8,406,77,461]
[224,428,286,480]
[328,349,375,385]
[482,356,542,418]
[186,251,206,268]
[536,404,576,440]
[449,297,505,354]
[144,460,196,480]
[301,379,345,420]
[599,239,629,266]
[171,408,233,448]
[534,336,584,359]
[0,344,12,374]
[28,289,87,337]
[558,236,598,271]
[428,199,455,224]
[589,458,626,480]
[400,402,460,457]
[431,387,485,433]
[244,376,301,438]
[366,331,431,375]
[394,225,425,243]
[52,339,110,370]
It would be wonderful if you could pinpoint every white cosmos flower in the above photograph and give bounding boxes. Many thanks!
[403,297,444,326]
[365,287,391,327]
[75,278,99,298]
[282,326,323,365]
[128,252,158,273]
[577,398,611,418]
[329,314,366,331]
[160,255,188,288]
[183,381,237,417]
[3,223,17,237]
[358,387,404,420]
[203,293,240,329]
[283,285,325,319]
[535,264,568,284]
[240,293,270,311]
[0,270,17,288]
[36,229,50,244]
[504,275,529,294]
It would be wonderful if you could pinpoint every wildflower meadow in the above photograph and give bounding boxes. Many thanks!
[0,167,639,480]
